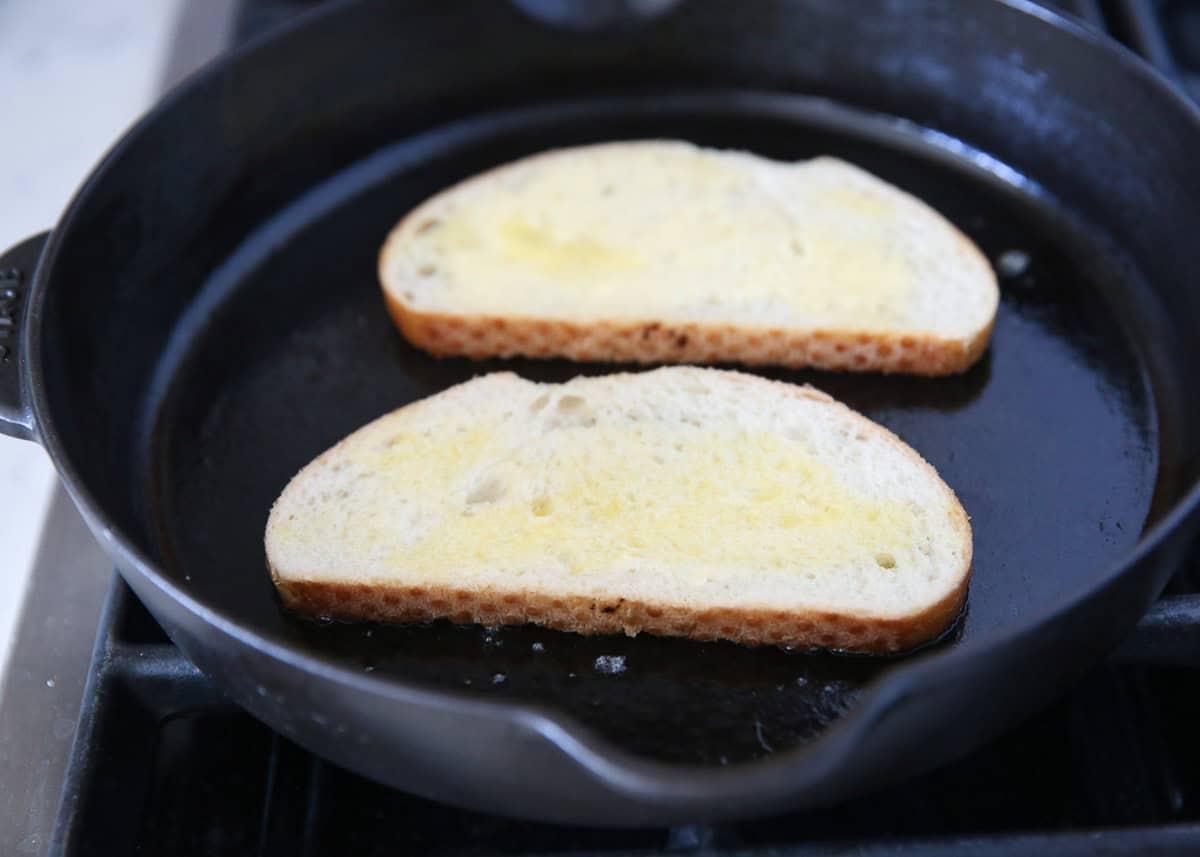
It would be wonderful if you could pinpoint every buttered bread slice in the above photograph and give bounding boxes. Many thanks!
[266,368,971,653]
[379,141,998,376]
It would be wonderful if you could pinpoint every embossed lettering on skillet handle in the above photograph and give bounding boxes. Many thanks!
[0,233,49,441]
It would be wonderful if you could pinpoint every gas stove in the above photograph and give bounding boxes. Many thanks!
[6,1,1200,855]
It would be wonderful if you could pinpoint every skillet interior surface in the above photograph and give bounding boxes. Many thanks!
[137,94,1161,766]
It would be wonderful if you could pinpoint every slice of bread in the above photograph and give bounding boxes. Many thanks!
[266,367,971,653]
[379,141,998,376]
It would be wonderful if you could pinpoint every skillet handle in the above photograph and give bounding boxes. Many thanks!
[0,233,48,441]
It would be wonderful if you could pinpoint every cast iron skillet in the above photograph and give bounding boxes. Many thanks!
[2,0,1200,826]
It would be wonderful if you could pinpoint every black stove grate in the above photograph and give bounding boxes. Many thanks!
[1106,0,1200,102]
[46,1,1200,854]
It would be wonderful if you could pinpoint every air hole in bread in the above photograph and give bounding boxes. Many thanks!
[529,394,550,413]
[531,497,553,517]
[875,553,897,569]
[466,476,507,505]
[789,238,806,256]
[418,263,438,277]
[545,394,596,429]
[414,218,442,235]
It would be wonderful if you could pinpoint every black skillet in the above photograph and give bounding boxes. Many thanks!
[3,0,1200,826]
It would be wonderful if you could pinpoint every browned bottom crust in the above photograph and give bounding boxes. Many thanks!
[386,298,993,378]
[274,572,969,654]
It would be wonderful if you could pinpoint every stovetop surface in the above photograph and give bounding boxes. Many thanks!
[19,0,1200,855]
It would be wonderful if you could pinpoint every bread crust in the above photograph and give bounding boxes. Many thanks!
[385,296,993,377]
[267,368,972,654]
[271,570,967,654]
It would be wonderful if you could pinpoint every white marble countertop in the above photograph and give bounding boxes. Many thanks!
[0,0,183,691]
